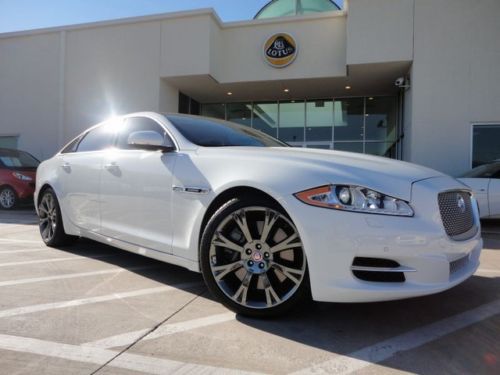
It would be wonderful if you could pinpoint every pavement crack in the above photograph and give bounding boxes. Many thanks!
[89,288,207,375]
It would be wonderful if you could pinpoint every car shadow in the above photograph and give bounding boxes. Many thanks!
[50,238,206,295]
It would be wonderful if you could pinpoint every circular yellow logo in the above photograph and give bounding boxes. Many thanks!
[263,33,298,68]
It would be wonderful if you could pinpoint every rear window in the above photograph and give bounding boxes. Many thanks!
[165,115,287,147]
[0,149,40,169]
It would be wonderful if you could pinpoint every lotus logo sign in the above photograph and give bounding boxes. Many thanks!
[263,33,298,68]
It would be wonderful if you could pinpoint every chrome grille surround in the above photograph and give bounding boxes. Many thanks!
[437,191,478,241]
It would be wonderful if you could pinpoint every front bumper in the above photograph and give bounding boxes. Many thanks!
[280,176,482,303]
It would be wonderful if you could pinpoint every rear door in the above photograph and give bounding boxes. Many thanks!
[58,120,118,232]
[99,116,177,253]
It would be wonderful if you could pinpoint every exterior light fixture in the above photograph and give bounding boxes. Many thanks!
[345,86,351,90]
[284,88,290,93]
[368,97,374,100]
[227,92,233,96]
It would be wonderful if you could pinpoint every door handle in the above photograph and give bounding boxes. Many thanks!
[61,162,71,172]
[104,162,118,170]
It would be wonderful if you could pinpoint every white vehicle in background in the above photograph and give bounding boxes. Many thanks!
[35,112,482,317]
[458,162,500,219]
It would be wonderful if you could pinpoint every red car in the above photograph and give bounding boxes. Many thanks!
[0,148,40,209]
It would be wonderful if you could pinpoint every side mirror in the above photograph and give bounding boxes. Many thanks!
[127,131,175,152]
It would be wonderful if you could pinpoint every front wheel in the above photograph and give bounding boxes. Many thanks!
[0,186,17,209]
[200,197,309,317]
[38,188,76,247]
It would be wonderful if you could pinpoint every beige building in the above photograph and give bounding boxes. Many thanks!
[0,0,499,175]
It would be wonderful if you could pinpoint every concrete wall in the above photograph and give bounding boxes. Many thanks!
[0,33,61,159]
[409,0,500,175]
[346,0,414,65]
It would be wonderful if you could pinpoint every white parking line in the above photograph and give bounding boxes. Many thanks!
[0,254,114,267]
[85,312,236,349]
[0,248,53,254]
[476,268,500,275]
[0,334,256,374]
[292,298,500,374]
[0,282,201,319]
[0,265,158,288]
[0,238,42,244]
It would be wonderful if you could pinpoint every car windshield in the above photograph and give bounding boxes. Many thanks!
[461,162,500,178]
[0,149,40,169]
[165,114,288,147]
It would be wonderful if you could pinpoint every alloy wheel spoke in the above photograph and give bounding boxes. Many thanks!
[42,223,50,240]
[271,262,304,286]
[261,273,281,307]
[269,233,302,254]
[233,271,252,305]
[260,209,279,242]
[212,232,244,253]
[213,260,244,281]
[232,210,253,244]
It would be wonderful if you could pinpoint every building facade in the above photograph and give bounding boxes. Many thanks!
[0,0,499,175]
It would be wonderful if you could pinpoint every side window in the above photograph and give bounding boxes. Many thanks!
[76,122,117,152]
[116,117,170,150]
[60,135,82,154]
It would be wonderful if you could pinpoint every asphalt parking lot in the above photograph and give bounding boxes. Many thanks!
[0,209,499,375]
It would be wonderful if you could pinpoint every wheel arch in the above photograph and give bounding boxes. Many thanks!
[198,185,286,251]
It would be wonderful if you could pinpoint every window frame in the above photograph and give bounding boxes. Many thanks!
[470,122,500,168]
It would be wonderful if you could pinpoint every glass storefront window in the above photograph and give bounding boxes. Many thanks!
[333,142,363,153]
[472,124,500,167]
[253,102,278,137]
[279,100,305,143]
[365,142,397,158]
[306,100,333,142]
[201,96,399,158]
[201,103,226,119]
[365,97,397,141]
[333,98,364,141]
[227,103,252,127]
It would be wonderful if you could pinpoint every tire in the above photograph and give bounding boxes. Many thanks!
[0,186,17,210]
[38,187,76,247]
[200,196,309,317]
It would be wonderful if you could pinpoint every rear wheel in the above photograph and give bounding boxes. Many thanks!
[38,188,76,246]
[0,186,16,210]
[200,197,309,317]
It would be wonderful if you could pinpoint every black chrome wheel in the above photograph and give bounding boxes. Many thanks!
[201,197,308,317]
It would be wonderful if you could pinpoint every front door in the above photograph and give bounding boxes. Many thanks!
[99,116,177,253]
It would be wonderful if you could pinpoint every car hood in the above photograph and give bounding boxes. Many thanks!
[196,147,446,201]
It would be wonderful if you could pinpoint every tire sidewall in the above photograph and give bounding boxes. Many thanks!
[200,196,309,318]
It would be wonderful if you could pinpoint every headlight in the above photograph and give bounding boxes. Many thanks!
[12,172,32,181]
[294,185,414,217]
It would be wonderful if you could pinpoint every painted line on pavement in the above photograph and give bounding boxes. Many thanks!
[476,268,500,275]
[0,265,158,288]
[293,298,500,374]
[0,254,116,268]
[0,248,53,254]
[84,312,235,349]
[0,238,42,244]
[0,334,256,375]
[0,282,201,319]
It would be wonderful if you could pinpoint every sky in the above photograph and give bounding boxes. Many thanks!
[0,0,344,34]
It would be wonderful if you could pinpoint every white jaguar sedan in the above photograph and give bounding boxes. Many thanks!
[35,112,482,317]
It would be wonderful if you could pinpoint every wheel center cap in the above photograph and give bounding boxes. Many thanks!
[252,251,263,262]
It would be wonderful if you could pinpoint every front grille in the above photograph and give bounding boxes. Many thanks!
[438,191,477,241]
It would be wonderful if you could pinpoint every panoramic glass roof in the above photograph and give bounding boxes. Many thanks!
[254,0,341,19]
